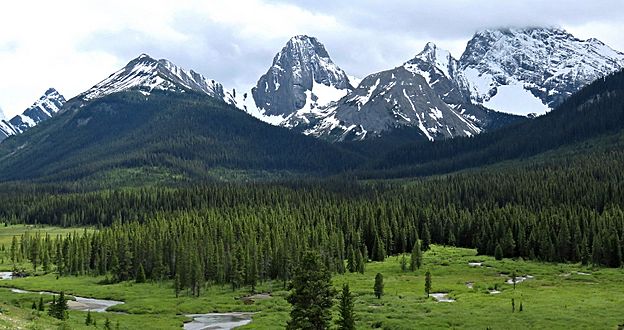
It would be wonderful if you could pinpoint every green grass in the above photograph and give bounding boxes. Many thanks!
[0,243,623,329]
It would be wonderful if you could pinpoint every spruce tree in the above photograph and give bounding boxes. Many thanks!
[85,310,93,325]
[286,251,336,330]
[38,297,44,312]
[372,235,386,262]
[410,240,422,271]
[374,273,384,299]
[494,244,504,261]
[400,254,407,272]
[355,249,365,274]
[135,264,146,283]
[422,224,432,252]
[425,270,432,297]
[337,283,355,330]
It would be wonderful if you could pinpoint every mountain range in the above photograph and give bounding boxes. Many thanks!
[0,26,622,184]
[2,27,622,145]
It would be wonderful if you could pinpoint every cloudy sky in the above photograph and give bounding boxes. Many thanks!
[1,0,623,118]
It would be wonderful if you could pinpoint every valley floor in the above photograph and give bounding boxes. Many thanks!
[1,243,623,329]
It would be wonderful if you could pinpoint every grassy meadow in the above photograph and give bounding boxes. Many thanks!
[0,226,623,329]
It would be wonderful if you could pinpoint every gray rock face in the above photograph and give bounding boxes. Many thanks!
[0,88,66,142]
[251,35,353,117]
[79,54,232,104]
[304,43,521,142]
[460,27,624,110]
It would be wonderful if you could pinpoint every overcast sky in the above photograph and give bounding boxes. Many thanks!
[1,0,623,118]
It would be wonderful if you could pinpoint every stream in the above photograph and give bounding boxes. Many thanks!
[184,313,253,330]
[9,288,124,312]
[4,275,253,328]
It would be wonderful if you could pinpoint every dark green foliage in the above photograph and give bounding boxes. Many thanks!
[374,273,384,299]
[337,284,355,330]
[372,235,386,262]
[425,271,432,296]
[286,251,336,330]
[85,310,92,325]
[410,240,422,271]
[48,292,68,320]
[400,254,407,272]
[495,244,503,261]
[135,264,146,283]
[363,69,624,179]
[104,317,112,330]
[0,91,362,184]
[37,297,44,312]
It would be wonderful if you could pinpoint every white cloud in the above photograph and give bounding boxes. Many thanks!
[1,0,623,117]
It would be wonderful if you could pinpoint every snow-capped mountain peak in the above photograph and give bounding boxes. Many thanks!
[250,35,353,120]
[459,27,624,115]
[0,88,66,142]
[80,54,231,104]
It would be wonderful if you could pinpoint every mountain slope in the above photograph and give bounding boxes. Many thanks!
[0,89,66,142]
[303,43,522,142]
[79,54,234,105]
[460,27,624,115]
[362,68,624,178]
[0,57,362,184]
[249,35,353,119]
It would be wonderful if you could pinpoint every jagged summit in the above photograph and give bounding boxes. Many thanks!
[0,88,66,142]
[460,27,624,114]
[79,54,232,104]
[250,35,353,119]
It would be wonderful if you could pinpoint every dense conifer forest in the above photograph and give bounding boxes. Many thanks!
[3,132,623,292]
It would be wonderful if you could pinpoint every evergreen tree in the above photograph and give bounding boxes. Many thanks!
[337,283,355,330]
[400,254,407,272]
[104,317,112,330]
[38,297,44,312]
[371,235,386,262]
[494,244,504,261]
[410,240,422,271]
[422,224,432,251]
[425,270,432,297]
[85,310,93,325]
[286,251,336,330]
[346,247,356,273]
[136,264,146,283]
[355,249,365,274]
[374,273,384,299]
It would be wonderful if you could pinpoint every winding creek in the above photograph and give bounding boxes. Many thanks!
[3,273,254,328]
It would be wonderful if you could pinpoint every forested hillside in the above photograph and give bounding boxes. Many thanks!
[356,69,624,178]
[0,91,361,184]
[3,127,623,293]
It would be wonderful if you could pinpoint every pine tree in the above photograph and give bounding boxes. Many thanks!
[337,283,355,330]
[374,273,384,299]
[135,264,146,283]
[104,317,112,330]
[37,297,44,312]
[372,235,386,262]
[48,295,57,317]
[494,243,504,261]
[422,224,432,251]
[425,270,432,297]
[410,240,422,271]
[346,247,356,273]
[355,249,365,274]
[400,254,407,272]
[56,292,69,320]
[85,310,93,325]
[286,251,336,330]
